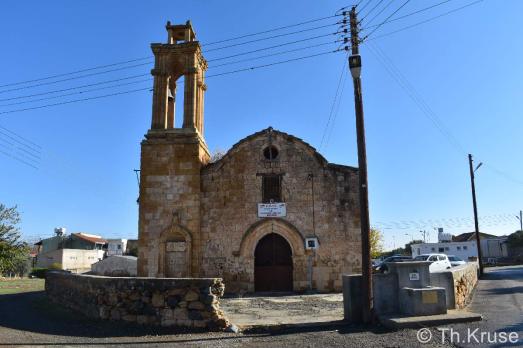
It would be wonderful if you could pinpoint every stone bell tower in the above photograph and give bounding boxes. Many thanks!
[138,21,210,277]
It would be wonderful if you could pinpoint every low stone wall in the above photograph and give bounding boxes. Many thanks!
[45,271,230,330]
[430,262,478,309]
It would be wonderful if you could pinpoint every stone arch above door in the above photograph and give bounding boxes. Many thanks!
[237,218,306,258]
[158,223,193,277]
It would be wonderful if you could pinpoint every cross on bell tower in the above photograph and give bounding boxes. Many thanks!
[150,20,207,135]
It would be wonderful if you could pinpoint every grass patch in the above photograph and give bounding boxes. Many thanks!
[0,278,45,295]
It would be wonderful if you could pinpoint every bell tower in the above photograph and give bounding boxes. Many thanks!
[138,21,210,277]
[150,20,207,133]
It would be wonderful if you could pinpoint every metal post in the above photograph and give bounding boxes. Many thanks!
[349,6,372,323]
[468,154,484,276]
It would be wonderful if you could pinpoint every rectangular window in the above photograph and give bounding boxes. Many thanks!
[457,246,461,250]
[463,246,468,250]
[438,247,444,253]
[262,175,281,203]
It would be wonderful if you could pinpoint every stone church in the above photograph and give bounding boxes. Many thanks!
[138,21,362,293]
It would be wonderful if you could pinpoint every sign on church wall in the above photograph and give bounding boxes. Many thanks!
[257,203,287,217]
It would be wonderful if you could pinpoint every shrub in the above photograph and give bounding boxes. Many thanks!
[49,263,62,270]
[30,268,47,278]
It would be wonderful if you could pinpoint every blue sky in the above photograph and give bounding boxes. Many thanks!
[0,0,522,250]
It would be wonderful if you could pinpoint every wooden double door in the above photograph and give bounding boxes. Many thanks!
[254,233,293,292]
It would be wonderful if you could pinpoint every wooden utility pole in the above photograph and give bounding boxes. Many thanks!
[349,6,372,323]
[468,154,484,277]
[518,210,523,231]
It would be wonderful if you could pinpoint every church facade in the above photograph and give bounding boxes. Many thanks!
[138,22,362,293]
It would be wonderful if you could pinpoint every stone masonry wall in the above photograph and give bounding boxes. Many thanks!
[452,263,479,309]
[430,262,479,309]
[200,129,361,293]
[45,271,230,330]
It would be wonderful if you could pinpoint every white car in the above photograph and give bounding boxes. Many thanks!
[413,253,452,272]
[448,255,466,267]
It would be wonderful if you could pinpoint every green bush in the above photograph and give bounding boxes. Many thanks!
[49,263,62,270]
[30,268,47,278]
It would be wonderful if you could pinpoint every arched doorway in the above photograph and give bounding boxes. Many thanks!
[255,233,293,292]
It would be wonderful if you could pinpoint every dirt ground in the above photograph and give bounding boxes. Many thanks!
[221,293,344,327]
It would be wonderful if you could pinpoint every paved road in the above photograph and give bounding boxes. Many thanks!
[440,265,523,347]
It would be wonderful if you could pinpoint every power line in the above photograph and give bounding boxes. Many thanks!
[207,32,340,63]
[0,49,343,116]
[0,143,39,169]
[362,0,412,41]
[367,42,466,154]
[320,56,348,150]
[205,49,342,79]
[0,126,41,152]
[0,74,150,102]
[201,15,340,47]
[325,64,349,148]
[0,56,152,89]
[0,14,342,91]
[359,0,386,22]
[0,78,153,107]
[203,22,339,53]
[358,0,374,14]
[361,0,456,30]
[210,41,337,68]
[0,62,152,95]
[0,34,338,104]
[1,39,338,106]
[362,0,483,41]
[0,87,152,116]
[364,0,397,27]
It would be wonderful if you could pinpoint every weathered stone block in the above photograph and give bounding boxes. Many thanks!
[188,301,205,310]
[151,292,165,307]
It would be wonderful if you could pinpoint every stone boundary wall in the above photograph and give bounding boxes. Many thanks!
[45,271,230,330]
[430,262,479,309]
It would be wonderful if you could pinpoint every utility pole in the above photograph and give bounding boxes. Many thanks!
[349,6,372,324]
[420,230,427,243]
[468,154,484,277]
[517,210,523,231]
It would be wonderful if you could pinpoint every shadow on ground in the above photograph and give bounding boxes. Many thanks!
[0,290,392,346]
[0,291,210,339]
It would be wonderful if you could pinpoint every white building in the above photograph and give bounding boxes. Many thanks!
[411,241,478,261]
[411,229,508,261]
[106,239,128,257]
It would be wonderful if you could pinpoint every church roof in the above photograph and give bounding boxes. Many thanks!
[205,127,358,172]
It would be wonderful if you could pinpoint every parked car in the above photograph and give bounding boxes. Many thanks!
[413,254,452,272]
[374,255,412,273]
[447,255,466,267]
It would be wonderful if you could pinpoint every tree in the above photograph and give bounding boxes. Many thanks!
[507,230,523,247]
[370,228,384,259]
[0,204,29,277]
